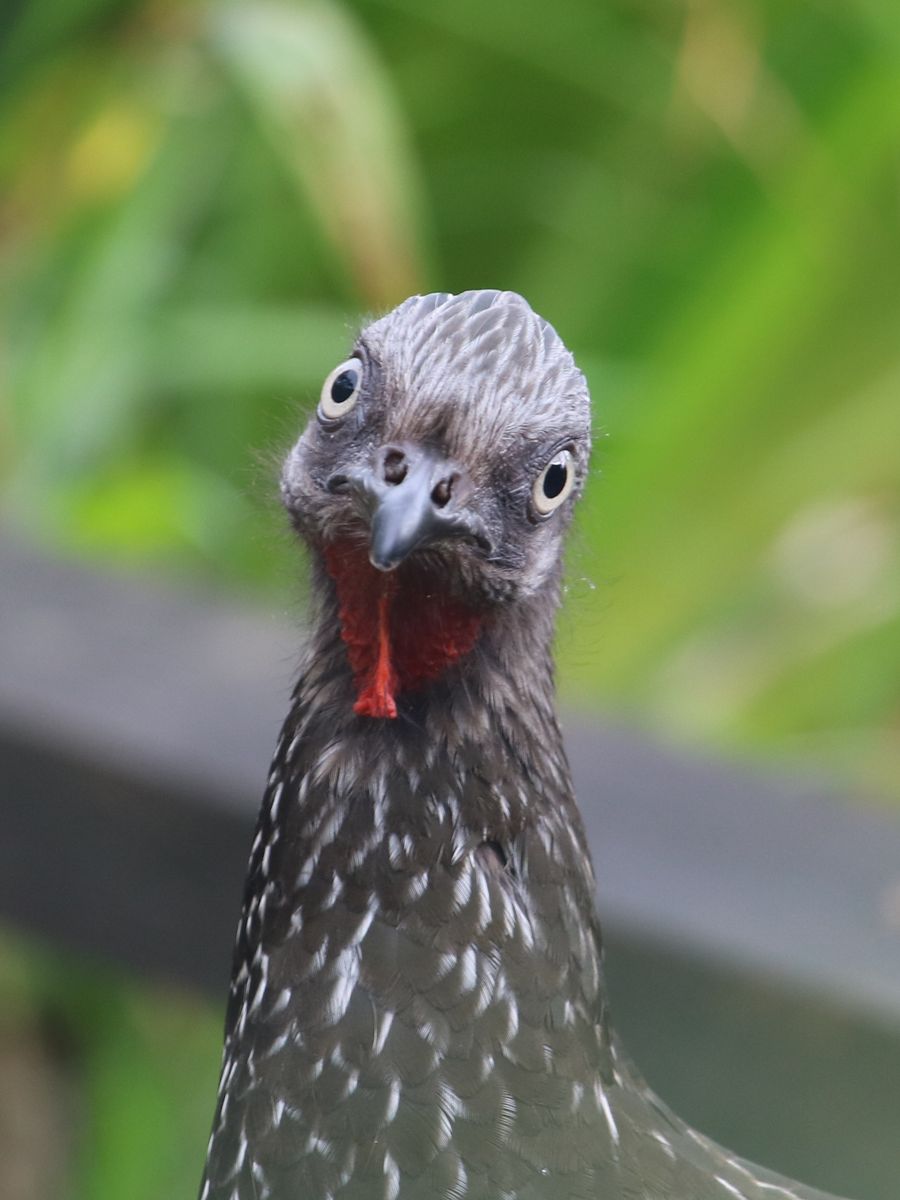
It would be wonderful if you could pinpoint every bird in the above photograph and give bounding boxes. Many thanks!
[199,289,844,1200]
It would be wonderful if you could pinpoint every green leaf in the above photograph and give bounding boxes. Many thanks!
[208,0,427,306]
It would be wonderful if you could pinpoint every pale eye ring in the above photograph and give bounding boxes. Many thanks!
[319,357,363,420]
[532,449,575,516]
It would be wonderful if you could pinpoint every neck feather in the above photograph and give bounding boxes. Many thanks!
[287,550,573,838]
[202,553,618,1200]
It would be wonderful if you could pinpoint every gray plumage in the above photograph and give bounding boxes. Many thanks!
[200,290,844,1200]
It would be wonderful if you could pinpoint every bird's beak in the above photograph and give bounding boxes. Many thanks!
[337,445,491,572]
[369,470,442,571]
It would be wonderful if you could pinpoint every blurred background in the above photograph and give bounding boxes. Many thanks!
[1,0,898,1196]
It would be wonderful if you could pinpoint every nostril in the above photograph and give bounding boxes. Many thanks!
[430,475,456,509]
[327,474,349,494]
[382,450,408,486]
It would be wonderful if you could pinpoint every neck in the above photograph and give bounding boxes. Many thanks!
[203,549,618,1200]
[259,546,606,1021]
[286,547,574,839]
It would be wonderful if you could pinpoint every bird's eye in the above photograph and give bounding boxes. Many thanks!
[319,357,363,421]
[532,449,575,516]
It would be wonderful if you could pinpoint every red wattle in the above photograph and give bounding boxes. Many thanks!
[323,541,483,718]
[354,587,398,719]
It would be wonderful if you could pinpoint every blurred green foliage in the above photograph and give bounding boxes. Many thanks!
[2,0,898,793]
[1,2,899,1195]
[0,925,221,1200]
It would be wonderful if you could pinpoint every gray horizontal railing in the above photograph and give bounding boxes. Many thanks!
[1,533,899,1199]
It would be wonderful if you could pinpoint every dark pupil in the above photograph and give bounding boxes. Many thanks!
[330,370,358,404]
[542,461,568,499]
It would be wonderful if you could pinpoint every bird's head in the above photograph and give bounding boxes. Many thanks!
[281,289,591,718]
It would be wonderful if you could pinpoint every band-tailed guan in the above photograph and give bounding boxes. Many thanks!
[200,290,844,1200]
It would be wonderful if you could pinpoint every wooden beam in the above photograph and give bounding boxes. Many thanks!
[2,534,899,1197]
